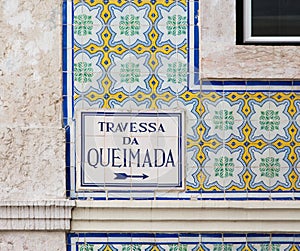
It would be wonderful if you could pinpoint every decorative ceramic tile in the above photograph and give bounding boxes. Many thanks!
[63,1,300,199]
[187,88,300,198]
[67,233,300,251]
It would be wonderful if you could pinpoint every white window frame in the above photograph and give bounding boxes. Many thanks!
[243,0,300,43]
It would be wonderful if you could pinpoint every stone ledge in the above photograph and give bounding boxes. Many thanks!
[0,200,75,230]
[72,200,300,233]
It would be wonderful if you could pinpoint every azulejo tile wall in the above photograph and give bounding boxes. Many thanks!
[63,0,300,200]
[67,233,300,251]
[187,83,300,199]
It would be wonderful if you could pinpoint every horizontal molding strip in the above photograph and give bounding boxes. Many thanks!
[0,200,75,230]
[72,201,300,233]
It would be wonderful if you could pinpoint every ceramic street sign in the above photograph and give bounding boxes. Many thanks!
[76,110,185,190]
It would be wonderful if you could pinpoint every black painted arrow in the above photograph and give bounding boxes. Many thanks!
[114,173,149,180]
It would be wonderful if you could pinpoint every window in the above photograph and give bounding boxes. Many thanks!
[238,0,300,43]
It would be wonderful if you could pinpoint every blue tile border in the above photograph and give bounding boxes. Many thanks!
[201,80,300,92]
[67,233,300,250]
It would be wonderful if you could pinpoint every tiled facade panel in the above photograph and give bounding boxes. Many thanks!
[63,1,300,200]
[63,1,300,250]
[188,87,300,198]
[68,233,300,251]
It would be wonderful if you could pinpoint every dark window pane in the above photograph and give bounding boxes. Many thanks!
[252,0,300,36]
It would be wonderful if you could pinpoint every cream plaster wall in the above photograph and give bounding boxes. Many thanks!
[201,0,300,79]
[0,232,66,251]
[0,0,65,200]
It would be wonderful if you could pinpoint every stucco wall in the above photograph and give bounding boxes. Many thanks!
[0,232,66,251]
[201,0,300,79]
[0,0,65,200]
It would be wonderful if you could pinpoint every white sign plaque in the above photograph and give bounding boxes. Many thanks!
[76,110,185,190]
